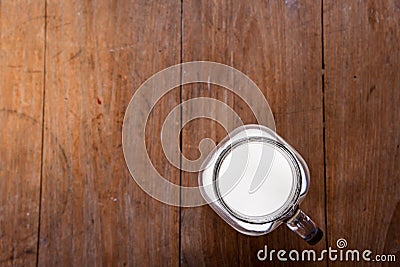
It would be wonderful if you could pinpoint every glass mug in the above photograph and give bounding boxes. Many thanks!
[199,124,323,245]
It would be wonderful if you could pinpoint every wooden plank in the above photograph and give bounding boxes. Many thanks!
[181,0,325,266]
[38,1,181,265]
[0,1,45,266]
[324,1,400,266]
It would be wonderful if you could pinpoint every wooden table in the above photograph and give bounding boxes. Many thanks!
[1,1,399,266]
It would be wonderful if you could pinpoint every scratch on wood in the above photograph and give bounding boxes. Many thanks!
[109,44,135,52]
[367,85,376,101]
[53,51,63,58]
[0,108,39,124]
[57,142,69,169]
[7,65,23,68]
[43,127,71,172]
[26,70,42,73]
[54,22,72,30]
[69,48,82,61]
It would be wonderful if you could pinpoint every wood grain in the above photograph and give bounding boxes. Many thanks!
[0,1,45,266]
[181,0,325,266]
[38,0,181,265]
[1,0,400,266]
[324,1,400,266]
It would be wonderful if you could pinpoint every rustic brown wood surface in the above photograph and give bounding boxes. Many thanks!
[0,1,45,266]
[0,0,399,266]
[38,0,180,266]
[324,1,400,266]
[181,1,326,266]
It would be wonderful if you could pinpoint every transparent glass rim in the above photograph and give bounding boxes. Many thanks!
[213,136,302,224]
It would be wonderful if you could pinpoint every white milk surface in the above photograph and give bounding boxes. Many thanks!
[217,141,295,218]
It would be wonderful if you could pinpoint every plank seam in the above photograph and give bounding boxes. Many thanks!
[321,0,330,266]
[179,0,184,266]
[36,0,47,266]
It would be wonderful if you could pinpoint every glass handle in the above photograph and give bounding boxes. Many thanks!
[285,208,323,245]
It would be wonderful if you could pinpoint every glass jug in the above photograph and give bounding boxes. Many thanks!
[198,124,323,245]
